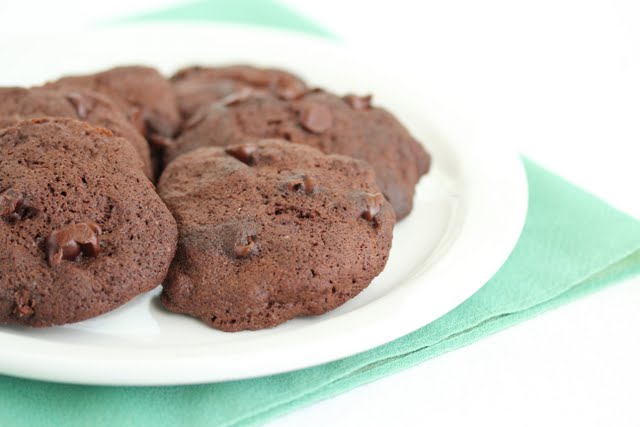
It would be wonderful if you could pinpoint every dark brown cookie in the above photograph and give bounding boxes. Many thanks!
[158,140,394,331]
[166,90,430,219]
[170,65,308,119]
[0,87,153,179]
[44,65,181,139]
[0,118,178,327]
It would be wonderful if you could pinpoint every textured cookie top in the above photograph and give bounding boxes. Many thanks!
[0,118,178,327]
[167,89,430,219]
[45,65,181,139]
[158,140,394,331]
[171,65,308,119]
[0,87,153,178]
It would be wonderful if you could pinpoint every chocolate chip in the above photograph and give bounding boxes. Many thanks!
[343,94,372,110]
[45,222,102,266]
[226,143,258,165]
[65,92,89,119]
[285,174,317,195]
[299,103,332,134]
[182,103,227,131]
[234,235,256,258]
[0,188,37,223]
[359,192,386,223]
[182,109,208,131]
[0,188,24,219]
[12,290,35,318]
[274,77,306,100]
[218,87,254,106]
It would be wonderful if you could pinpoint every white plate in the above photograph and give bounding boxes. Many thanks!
[0,25,528,385]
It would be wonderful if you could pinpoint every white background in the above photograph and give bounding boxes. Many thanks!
[1,1,639,426]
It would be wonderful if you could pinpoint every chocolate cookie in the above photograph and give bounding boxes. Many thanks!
[170,65,308,119]
[0,118,178,327]
[0,87,153,179]
[44,65,181,139]
[158,140,394,331]
[166,89,430,219]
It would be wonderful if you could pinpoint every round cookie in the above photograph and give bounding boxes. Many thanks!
[158,140,395,332]
[44,65,181,139]
[166,89,430,220]
[0,118,178,327]
[0,87,154,179]
[170,65,308,119]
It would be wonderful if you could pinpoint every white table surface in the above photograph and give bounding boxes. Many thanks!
[2,1,639,426]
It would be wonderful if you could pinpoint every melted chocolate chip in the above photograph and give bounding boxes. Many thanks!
[182,103,227,131]
[299,103,333,134]
[0,188,37,223]
[218,87,254,106]
[343,94,372,110]
[286,174,317,195]
[65,92,89,119]
[12,289,35,318]
[182,109,208,131]
[226,143,258,165]
[274,77,306,100]
[234,235,256,258]
[45,222,102,266]
[360,192,386,223]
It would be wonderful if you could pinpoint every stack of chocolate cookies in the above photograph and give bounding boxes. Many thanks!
[0,65,430,331]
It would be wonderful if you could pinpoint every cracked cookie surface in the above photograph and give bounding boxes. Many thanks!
[170,65,308,119]
[167,89,430,219]
[157,139,394,331]
[0,118,178,327]
[0,86,153,179]
[45,65,181,139]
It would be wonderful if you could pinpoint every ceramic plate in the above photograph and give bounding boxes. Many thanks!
[0,25,528,385]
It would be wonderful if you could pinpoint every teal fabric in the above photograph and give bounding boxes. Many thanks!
[1,160,638,427]
[109,0,336,39]
[1,3,639,426]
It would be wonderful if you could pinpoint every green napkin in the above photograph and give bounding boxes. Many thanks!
[1,159,638,427]
[112,0,335,39]
[2,3,640,426]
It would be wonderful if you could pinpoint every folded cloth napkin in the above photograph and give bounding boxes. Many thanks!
[0,159,638,427]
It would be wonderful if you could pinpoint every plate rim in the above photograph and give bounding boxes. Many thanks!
[0,24,528,385]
